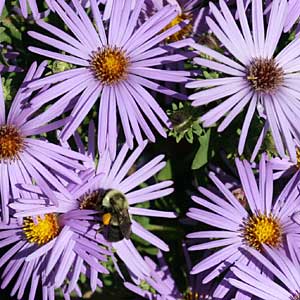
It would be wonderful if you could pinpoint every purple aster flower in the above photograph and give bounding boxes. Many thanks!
[26,0,191,158]
[12,121,176,277]
[230,245,300,300]
[0,0,51,19]
[0,61,89,223]
[104,0,206,41]
[0,210,111,300]
[186,0,300,162]
[124,244,229,300]
[155,0,209,39]
[186,154,300,299]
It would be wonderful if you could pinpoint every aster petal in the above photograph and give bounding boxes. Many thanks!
[119,0,144,47]
[238,94,257,154]
[30,71,93,109]
[70,0,102,49]
[28,31,90,60]
[264,0,287,58]
[217,89,253,132]
[119,155,166,192]
[190,43,245,72]
[189,237,241,251]
[0,75,5,124]
[201,87,249,127]
[264,95,285,157]
[190,243,241,274]
[28,46,89,67]
[0,163,10,223]
[252,0,265,56]
[60,82,101,142]
[34,20,90,55]
[90,0,107,45]
[120,82,156,142]
[131,220,169,251]
[53,0,95,50]
[127,181,173,205]
[129,207,176,218]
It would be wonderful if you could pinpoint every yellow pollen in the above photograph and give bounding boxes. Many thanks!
[23,214,60,245]
[296,148,300,169]
[0,125,24,161]
[90,46,129,85]
[102,213,112,225]
[185,290,212,300]
[163,13,193,42]
[242,213,282,251]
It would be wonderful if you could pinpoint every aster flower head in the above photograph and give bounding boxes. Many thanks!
[125,244,228,300]
[0,61,89,223]
[186,154,300,299]
[230,245,300,300]
[0,210,111,300]
[139,0,206,42]
[186,0,300,162]
[13,122,176,278]
[27,0,191,159]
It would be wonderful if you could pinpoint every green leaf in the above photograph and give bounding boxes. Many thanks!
[156,160,172,181]
[191,129,211,170]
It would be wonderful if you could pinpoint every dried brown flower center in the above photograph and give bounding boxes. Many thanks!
[90,46,129,85]
[79,190,101,210]
[163,13,193,42]
[242,213,282,251]
[0,125,24,161]
[247,58,284,93]
[23,214,60,245]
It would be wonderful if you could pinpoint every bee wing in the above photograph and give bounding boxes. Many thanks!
[116,208,132,239]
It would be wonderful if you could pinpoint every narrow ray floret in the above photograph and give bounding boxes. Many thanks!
[27,0,191,158]
[186,154,300,299]
[0,210,111,300]
[186,0,300,162]
[12,122,176,278]
[230,246,300,300]
[0,61,89,223]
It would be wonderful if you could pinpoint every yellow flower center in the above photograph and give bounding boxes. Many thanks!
[163,13,193,42]
[185,290,212,300]
[90,46,129,85]
[296,148,300,169]
[0,125,24,161]
[242,213,282,251]
[23,214,60,245]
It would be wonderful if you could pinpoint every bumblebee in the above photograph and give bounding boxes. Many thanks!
[99,189,132,242]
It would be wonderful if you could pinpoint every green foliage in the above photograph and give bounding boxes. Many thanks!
[167,102,211,170]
